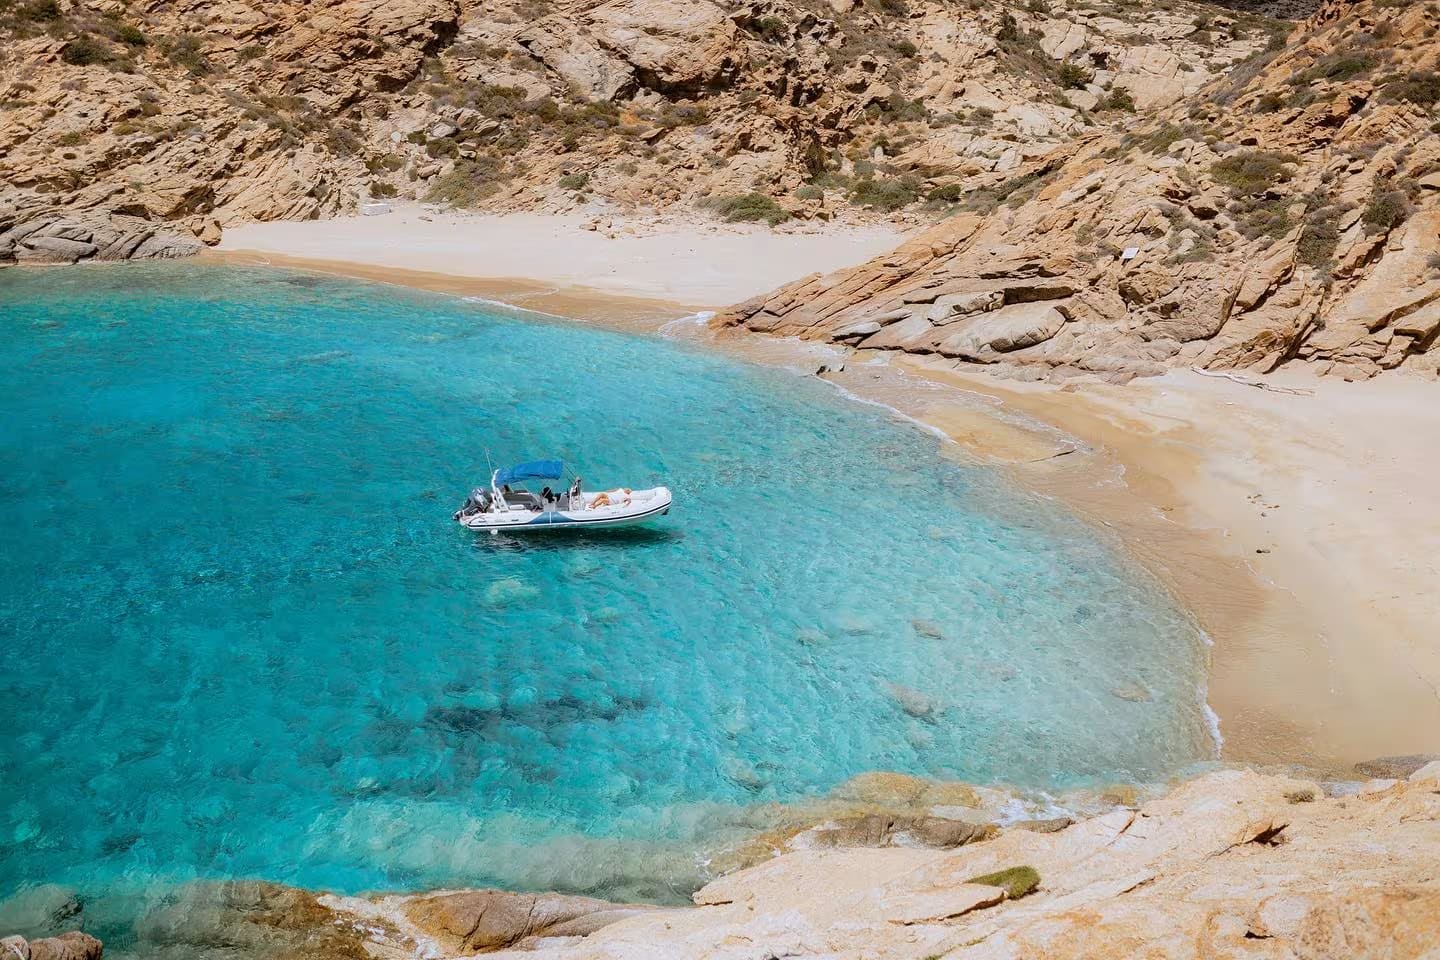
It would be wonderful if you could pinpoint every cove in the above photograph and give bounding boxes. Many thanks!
[0,264,1210,940]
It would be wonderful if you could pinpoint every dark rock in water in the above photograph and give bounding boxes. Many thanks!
[805,814,994,850]
[402,890,663,954]
[3,932,103,960]
[1354,754,1440,779]
[910,618,944,639]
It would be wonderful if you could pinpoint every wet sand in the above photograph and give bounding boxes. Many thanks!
[199,249,1440,774]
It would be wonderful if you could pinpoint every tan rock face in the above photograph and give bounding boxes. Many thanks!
[400,889,662,953]
[2,0,1267,263]
[716,0,1440,383]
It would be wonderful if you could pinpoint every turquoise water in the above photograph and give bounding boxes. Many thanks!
[0,264,1209,942]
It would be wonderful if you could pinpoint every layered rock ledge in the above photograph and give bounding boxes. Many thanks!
[9,764,1437,959]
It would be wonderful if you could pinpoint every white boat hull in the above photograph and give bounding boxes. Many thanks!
[458,486,672,532]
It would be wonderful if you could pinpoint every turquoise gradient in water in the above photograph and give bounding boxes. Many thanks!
[0,264,1209,938]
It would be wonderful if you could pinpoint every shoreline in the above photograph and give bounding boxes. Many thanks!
[214,207,908,310]
[190,245,1440,774]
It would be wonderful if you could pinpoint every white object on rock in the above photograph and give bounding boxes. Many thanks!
[361,203,393,217]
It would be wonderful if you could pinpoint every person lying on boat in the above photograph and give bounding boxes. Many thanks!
[589,487,634,509]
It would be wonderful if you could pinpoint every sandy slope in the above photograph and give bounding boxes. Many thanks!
[218,207,906,307]
[885,361,1440,770]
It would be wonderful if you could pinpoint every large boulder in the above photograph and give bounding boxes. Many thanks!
[937,302,1068,359]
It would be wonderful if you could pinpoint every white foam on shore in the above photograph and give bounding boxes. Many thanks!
[1201,695,1225,756]
[460,294,572,322]
[658,311,715,338]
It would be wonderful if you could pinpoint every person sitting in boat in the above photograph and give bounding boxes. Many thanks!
[568,477,582,508]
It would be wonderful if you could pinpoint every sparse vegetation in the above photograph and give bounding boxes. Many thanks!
[1057,62,1094,89]
[967,866,1041,900]
[1210,149,1298,197]
[162,33,212,76]
[1297,204,1343,267]
[1362,186,1412,234]
[1382,70,1440,107]
[701,192,790,226]
[1289,52,1375,86]
[61,34,111,66]
[849,175,921,211]
[1102,87,1136,112]
[423,158,506,207]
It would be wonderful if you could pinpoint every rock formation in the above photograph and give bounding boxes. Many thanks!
[1,0,1278,261]
[717,0,1440,381]
[14,764,1433,959]
[377,765,1440,958]
[0,933,102,960]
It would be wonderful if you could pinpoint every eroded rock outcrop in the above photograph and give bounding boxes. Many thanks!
[465,766,1440,959]
[717,0,1440,382]
[1,0,1277,261]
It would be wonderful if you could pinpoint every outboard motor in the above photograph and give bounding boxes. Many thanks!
[453,487,493,520]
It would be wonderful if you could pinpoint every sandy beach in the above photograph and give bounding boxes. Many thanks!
[217,207,906,310]
[882,359,1440,771]
[212,213,1439,773]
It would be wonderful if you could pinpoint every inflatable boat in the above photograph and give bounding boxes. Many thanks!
[453,459,672,533]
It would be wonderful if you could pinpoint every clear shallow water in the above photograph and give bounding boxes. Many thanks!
[0,264,1209,939]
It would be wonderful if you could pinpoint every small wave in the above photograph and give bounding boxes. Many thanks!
[658,311,715,338]
[1201,694,1224,757]
[461,295,571,323]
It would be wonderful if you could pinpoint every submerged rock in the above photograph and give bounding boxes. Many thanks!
[483,577,540,607]
[883,681,937,721]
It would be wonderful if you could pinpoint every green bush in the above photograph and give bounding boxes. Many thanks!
[61,34,110,66]
[967,866,1040,899]
[1290,53,1375,86]
[18,0,60,21]
[849,176,920,211]
[702,193,790,226]
[1382,71,1440,107]
[926,182,965,203]
[1102,88,1136,112]
[115,23,147,46]
[423,159,504,207]
[1297,206,1342,266]
[1362,188,1411,234]
[795,184,825,200]
[1210,149,1298,197]
[558,171,589,190]
[163,33,212,75]
[1058,62,1093,89]
[1233,199,1293,241]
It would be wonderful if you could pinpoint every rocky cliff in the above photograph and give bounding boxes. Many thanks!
[718,0,1440,382]
[8,762,1439,959]
[2,0,1284,264]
